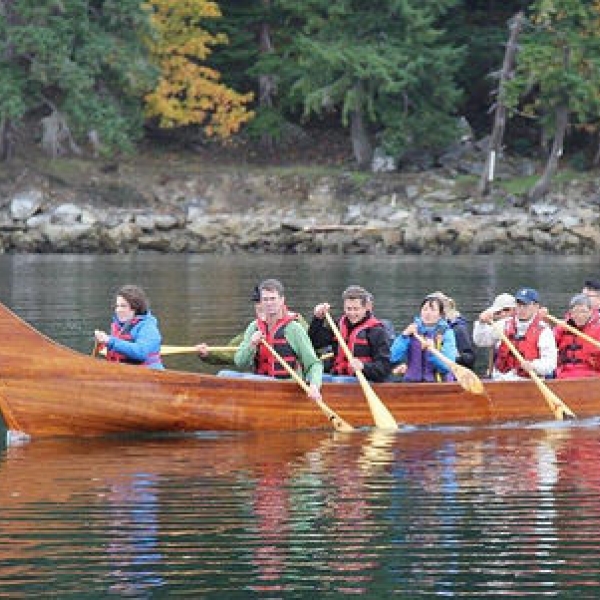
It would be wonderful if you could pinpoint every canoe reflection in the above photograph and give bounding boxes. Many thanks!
[2,426,600,596]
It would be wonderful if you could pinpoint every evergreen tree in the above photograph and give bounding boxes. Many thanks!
[0,0,157,157]
[504,0,600,198]
[270,0,463,167]
[209,0,290,149]
[443,0,532,135]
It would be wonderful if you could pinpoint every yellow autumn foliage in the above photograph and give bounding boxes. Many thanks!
[143,0,253,138]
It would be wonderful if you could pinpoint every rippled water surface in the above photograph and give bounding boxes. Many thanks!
[2,253,600,597]
[3,426,600,597]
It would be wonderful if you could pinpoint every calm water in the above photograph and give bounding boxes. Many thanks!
[2,253,600,597]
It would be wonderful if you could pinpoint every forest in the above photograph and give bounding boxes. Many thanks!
[1,0,599,197]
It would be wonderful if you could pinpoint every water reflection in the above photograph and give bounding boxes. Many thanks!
[104,474,163,595]
[3,254,600,596]
[2,428,600,595]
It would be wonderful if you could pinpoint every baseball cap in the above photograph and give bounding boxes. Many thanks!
[487,293,516,313]
[584,279,600,291]
[514,287,540,304]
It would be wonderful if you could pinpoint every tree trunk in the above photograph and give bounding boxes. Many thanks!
[0,117,15,161]
[350,109,372,169]
[593,134,600,166]
[41,109,81,157]
[478,12,524,196]
[349,82,372,168]
[529,42,572,201]
[258,0,277,153]
[528,104,568,200]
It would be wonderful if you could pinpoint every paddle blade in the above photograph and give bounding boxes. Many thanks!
[315,399,354,433]
[357,372,398,430]
[545,387,576,421]
[529,371,576,421]
[450,363,485,395]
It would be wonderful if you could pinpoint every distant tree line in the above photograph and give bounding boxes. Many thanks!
[1,0,599,186]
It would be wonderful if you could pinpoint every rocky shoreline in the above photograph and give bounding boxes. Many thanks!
[1,160,600,254]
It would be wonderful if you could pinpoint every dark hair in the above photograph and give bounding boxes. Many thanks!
[342,285,370,305]
[251,285,261,303]
[421,296,445,315]
[259,278,284,296]
[116,285,149,315]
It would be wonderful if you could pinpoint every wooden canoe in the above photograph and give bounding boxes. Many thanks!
[0,299,597,438]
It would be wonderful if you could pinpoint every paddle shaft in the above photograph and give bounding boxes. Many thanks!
[99,344,334,359]
[413,332,452,369]
[96,344,237,358]
[163,345,237,355]
[261,339,354,432]
[546,313,600,351]
[412,332,484,395]
[324,311,398,430]
[162,346,334,359]
[494,326,575,420]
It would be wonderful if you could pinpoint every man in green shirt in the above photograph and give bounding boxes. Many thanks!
[233,278,322,401]
[195,285,308,365]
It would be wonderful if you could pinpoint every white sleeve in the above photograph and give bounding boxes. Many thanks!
[532,326,558,377]
[473,320,502,347]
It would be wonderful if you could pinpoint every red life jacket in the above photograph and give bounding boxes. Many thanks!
[332,315,382,376]
[556,313,600,379]
[495,314,545,377]
[255,312,300,378]
[106,318,162,367]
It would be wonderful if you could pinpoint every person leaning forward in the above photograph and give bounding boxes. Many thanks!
[478,287,557,381]
[309,285,391,383]
[233,278,322,401]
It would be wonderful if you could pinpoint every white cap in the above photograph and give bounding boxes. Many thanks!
[487,293,516,313]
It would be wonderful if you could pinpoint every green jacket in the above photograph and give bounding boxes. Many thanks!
[234,318,322,387]
[200,313,309,366]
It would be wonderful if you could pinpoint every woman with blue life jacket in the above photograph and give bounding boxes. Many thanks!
[427,291,475,370]
[94,284,164,370]
[309,285,391,383]
[391,295,457,382]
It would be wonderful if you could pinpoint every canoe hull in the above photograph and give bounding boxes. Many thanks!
[0,301,596,437]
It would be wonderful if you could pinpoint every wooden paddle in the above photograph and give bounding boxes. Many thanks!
[545,313,600,351]
[98,344,335,359]
[163,345,237,355]
[96,344,236,358]
[162,346,335,359]
[324,311,398,430]
[493,324,575,420]
[261,339,354,433]
[412,332,484,395]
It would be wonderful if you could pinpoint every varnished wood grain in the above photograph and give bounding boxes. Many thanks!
[0,301,596,438]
